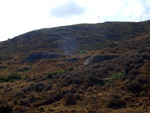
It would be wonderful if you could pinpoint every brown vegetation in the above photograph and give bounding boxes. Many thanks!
[0,20,150,112]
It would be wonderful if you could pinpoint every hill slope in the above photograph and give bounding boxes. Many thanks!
[0,20,150,113]
[0,20,150,57]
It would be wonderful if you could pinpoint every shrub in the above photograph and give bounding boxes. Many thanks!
[0,105,12,113]
[113,72,123,79]
[63,93,77,105]
[21,87,28,94]
[104,72,123,84]
[142,53,150,59]
[126,79,142,93]
[101,68,108,75]
[18,67,29,72]
[43,91,63,105]
[45,84,52,90]
[12,91,24,97]
[25,75,29,79]
[107,94,124,108]
[35,82,45,92]
[6,72,22,81]
[80,51,86,54]
[125,74,136,81]
[0,77,6,83]
[18,99,30,106]
[68,67,74,71]
[129,69,139,76]
[53,70,64,75]
[84,75,104,87]
[46,73,53,78]
[27,83,35,91]
[136,76,149,84]
[43,73,53,78]
[125,66,132,75]
[0,65,6,69]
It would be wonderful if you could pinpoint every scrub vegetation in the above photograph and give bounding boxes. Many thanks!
[0,20,150,112]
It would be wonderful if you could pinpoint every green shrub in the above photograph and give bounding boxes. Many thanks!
[113,72,123,79]
[44,70,64,79]
[47,73,53,78]
[6,72,22,81]
[43,73,53,78]
[104,72,123,84]
[25,75,29,78]
[80,51,86,54]
[52,70,64,75]
[68,67,74,71]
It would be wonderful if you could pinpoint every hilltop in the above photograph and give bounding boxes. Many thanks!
[0,20,150,113]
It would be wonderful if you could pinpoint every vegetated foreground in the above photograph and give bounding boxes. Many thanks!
[0,20,150,113]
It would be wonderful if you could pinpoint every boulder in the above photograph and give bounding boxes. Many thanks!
[84,55,118,65]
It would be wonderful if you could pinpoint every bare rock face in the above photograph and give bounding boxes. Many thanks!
[84,55,118,65]
[25,52,66,62]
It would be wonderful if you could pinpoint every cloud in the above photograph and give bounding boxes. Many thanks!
[50,0,86,18]
[122,1,145,21]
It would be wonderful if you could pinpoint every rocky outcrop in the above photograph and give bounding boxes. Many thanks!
[25,52,66,62]
[84,55,118,65]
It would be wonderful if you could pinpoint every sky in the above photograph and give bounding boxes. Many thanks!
[0,0,150,41]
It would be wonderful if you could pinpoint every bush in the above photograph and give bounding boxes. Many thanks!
[45,70,64,78]
[107,94,124,108]
[12,91,24,97]
[27,83,35,91]
[53,70,64,75]
[47,73,53,78]
[63,93,77,105]
[0,77,6,83]
[18,99,30,106]
[80,51,86,54]
[113,72,123,79]
[0,65,6,69]
[104,72,123,84]
[126,79,142,93]
[43,73,53,78]
[129,69,139,76]
[6,72,22,81]
[42,91,63,105]
[35,82,45,92]
[0,105,12,113]
[68,67,74,71]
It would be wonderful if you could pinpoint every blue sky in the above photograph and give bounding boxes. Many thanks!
[0,0,150,41]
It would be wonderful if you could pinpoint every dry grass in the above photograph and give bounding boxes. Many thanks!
[1,21,150,112]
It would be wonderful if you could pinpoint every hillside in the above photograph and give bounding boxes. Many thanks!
[0,20,150,113]
[0,20,150,57]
